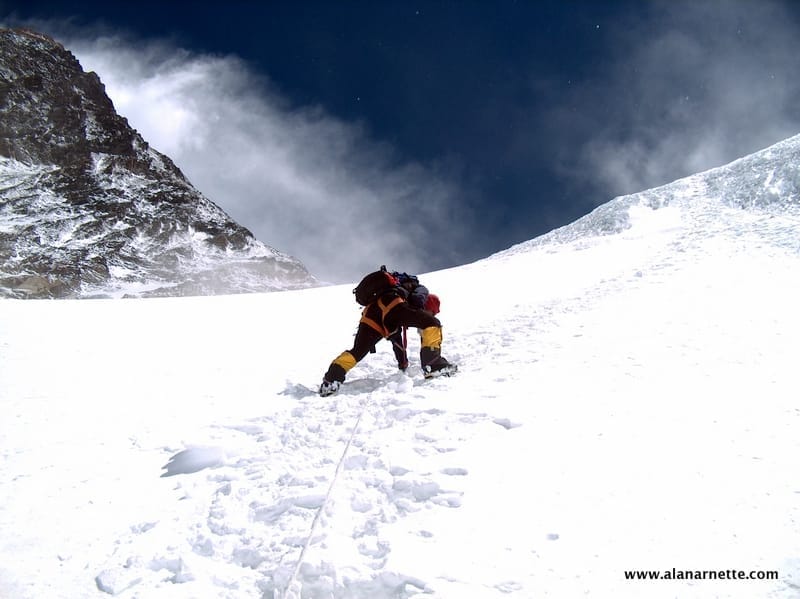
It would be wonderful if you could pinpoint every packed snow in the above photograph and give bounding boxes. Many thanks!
[1,168,800,598]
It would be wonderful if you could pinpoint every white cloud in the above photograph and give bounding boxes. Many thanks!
[34,28,476,283]
[543,0,800,201]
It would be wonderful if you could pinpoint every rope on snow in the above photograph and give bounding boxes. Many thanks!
[282,394,371,599]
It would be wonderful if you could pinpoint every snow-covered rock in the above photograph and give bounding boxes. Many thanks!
[0,28,317,298]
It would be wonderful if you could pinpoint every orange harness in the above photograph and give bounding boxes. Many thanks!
[360,296,404,338]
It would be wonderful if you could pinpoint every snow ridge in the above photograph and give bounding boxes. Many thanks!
[495,132,800,257]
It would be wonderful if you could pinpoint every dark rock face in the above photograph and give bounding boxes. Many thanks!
[0,28,317,298]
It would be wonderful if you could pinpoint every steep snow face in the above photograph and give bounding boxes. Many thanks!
[0,134,798,598]
[0,28,317,298]
[492,133,800,258]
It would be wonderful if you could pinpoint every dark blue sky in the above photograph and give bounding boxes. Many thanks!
[4,0,800,280]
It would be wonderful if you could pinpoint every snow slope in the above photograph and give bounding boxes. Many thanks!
[1,154,800,598]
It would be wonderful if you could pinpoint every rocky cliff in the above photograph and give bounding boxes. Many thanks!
[0,28,317,298]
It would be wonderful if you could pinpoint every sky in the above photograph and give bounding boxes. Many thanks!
[2,145,799,597]
[3,0,800,281]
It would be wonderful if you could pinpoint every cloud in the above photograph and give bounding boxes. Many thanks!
[16,24,478,283]
[541,0,800,201]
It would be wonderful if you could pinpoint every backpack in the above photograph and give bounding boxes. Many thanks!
[353,270,399,306]
[392,272,419,287]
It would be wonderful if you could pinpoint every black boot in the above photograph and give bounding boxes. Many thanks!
[319,378,341,397]
[420,347,458,379]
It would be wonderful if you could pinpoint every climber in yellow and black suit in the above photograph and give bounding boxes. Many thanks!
[319,280,456,397]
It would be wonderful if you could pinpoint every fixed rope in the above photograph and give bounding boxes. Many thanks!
[283,395,371,599]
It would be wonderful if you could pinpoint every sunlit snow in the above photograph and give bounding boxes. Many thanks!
[2,142,800,598]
